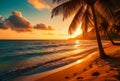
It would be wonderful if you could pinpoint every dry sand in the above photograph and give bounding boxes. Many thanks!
[13,44,120,81]
[70,44,120,81]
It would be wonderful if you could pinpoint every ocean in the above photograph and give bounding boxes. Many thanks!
[0,40,109,81]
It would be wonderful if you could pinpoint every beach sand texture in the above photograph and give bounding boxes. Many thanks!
[13,44,120,81]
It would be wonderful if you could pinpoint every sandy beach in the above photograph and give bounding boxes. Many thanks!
[12,44,120,81]
[1,0,120,81]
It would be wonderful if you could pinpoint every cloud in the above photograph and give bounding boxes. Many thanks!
[48,26,54,30]
[8,11,33,32]
[0,11,33,32]
[28,0,50,10]
[0,16,2,20]
[0,16,8,29]
[0,11,55,32]
[34,23,54,30]
[0,22,8,29]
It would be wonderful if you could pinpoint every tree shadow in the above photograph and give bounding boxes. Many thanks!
[103,56,120,80]
[113,43,120,46]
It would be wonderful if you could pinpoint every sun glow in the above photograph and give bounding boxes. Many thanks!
[76,60,82,64]
[74,40,81,48]
[71,24,83,38]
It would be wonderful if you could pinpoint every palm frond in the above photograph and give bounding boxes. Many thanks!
[62,0,84,20]
[51,0,83,20]
[81,6,93,33]
[53,0,69,3]
[115,8,120,20]
[68,5,85,35]
[95,0,114,23]
[101,18,109,30]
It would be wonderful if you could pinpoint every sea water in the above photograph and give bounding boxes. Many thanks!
[0,40,109,81]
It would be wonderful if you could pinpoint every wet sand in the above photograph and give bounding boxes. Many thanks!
[12,44,120,81]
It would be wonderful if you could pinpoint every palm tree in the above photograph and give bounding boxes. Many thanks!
[113,8,120,34]
[51,0,114,58]
[99,16,115,45]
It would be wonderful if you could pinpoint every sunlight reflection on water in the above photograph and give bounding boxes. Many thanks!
[76,59,84,64]
[74,40,81,48]
[76,60,82,64]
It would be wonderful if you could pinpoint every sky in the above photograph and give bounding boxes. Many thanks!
[0,0,81,40]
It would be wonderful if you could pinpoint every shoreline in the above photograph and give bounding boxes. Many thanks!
[12,44,120,81]
[12,50,99,81]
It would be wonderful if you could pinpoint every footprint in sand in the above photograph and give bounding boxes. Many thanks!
[83,68,86,71]
[92,72,100,76]
[76,77,84,80]
[65,76,69,79]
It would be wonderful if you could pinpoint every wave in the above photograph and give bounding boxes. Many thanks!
[0,40,109,81]
[0,47,98,81]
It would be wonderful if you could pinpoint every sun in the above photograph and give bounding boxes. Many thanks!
[70,24,83,38]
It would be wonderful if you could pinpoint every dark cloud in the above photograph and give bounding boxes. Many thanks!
[0,16,2,20]
[0,11,33,32]
[0,11,55,32]
[7,11,33,32]
[34,23,54,30]
[0,16,8,29]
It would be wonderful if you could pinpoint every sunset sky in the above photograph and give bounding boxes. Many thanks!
[0,0,82,40]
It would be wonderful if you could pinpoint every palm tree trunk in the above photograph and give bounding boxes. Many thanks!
[90,5,108,58]
[105,29,120,45]
[104,30,115,45]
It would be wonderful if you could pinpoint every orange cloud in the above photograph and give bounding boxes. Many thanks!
[34,23,54,30]
[0,11,55,33]
[12,11,23,17]
[0,16,2,20]
[0,16,8,29]
[28,0,50,10]
[0,11,33,32]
